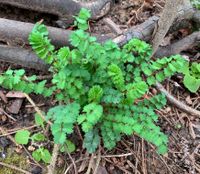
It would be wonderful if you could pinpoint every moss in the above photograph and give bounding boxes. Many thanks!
[0,148,30,174]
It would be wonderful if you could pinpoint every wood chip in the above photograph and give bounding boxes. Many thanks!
[7,99,23,114]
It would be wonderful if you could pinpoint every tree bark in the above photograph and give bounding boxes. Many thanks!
[0,18,114,47]
[0,4,198,69]
[0,0,112,20]
[154,31,200,58]
[151,0,185,55]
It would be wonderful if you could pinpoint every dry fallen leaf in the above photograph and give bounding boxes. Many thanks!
[186,96,193,105]
[6,91,25,98]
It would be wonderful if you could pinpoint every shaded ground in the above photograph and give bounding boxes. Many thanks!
[0,0,199,174]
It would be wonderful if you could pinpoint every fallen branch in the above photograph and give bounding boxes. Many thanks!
[0,0,112,20]
[0,18,114,47]
[154,31,200,58]
[23,93,52,125]
[0,45,48,70]
[67,151,78,174]
[156,82,200,117]
[0,16,157,69]
[0,6,198,68]
[0,5,197,47]
[0,2,199,118]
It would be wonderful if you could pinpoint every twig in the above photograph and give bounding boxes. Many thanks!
[0,161,31,174]
[75,124,83,141]
[86,153,95,174]
[93,146,101,174]
[141,139,147,174]
[23,93,52,125]
[22,145,44,169]
[0,125,38,137]
[104,158,132,174]
[47,144,60,174]
[156,82,200,117]
[0,127,19,147]
[66,151,78,174]
[102,152,133,158]
[0,108,17,121]
[127,160,141,174]
[103,18,123,35]
[65,152,135,173]
[154,31,200,58]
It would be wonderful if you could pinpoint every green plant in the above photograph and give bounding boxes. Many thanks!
[2,9,187,155]
[60,140,76,153]
[32,148,51,163]
[14,113,76,163]
[14,125,51,164]
[191,0,200,9]
[182,62,200,93]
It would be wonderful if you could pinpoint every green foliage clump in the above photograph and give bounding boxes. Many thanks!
[1,9,187,155]
[191,0,200,9]
[181,62,200,93]
[14,128,51,164]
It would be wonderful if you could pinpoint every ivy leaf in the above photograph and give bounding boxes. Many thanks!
[32,149,41,162]
[41,149,52,163]
[35,113,45,129]
[183,74,200,93]
[31,133,46,142]
[15,130,30,145]
[60,140,76,153]
[32,148,51,163]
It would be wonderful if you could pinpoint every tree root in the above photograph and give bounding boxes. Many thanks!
[154,31,200,58]
[156,83,200,117]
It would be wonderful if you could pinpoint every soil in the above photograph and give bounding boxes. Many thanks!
[0,0,200,174]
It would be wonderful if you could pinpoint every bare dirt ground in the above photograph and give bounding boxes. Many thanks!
[0,0,199,174]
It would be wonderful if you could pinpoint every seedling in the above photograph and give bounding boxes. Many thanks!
[2,9,187,155]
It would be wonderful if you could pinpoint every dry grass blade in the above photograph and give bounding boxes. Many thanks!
[156,83,200,117]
